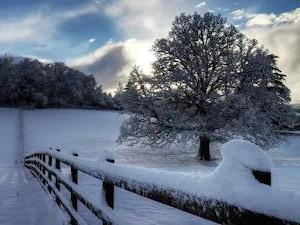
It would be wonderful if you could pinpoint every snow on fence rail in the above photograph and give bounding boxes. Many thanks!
[24,140,300,225]
[277,130,300,136]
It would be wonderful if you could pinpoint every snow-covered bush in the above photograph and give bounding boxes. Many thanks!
[221,139,270,172]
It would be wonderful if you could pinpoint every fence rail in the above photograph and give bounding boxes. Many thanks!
[24,150,300,225]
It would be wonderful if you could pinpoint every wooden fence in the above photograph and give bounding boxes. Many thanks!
[24,150,300,225]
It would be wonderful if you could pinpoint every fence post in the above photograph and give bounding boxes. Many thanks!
[102,158,114,225]
[42,154,46,185]
[103,158,115,209]
[71,153,78,225]
[55,149,61,205]
[38,154,42,171]
[48,154,53,192]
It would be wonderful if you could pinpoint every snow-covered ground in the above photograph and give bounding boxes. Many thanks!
[1,108,300,225]
[23,109,300,192]
[0,109,21,165]
[0,166,65,225]
[0,109,65,225]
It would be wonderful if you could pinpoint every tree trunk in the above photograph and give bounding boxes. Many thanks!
[198,136,211,161]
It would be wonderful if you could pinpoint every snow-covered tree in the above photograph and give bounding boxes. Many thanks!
[0,56,119,109]
[118,12,293,161]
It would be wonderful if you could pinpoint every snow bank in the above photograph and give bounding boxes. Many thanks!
[221,139,271,172]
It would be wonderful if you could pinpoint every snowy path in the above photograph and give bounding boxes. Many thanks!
[0,108,65,225]
[0,165,65,225]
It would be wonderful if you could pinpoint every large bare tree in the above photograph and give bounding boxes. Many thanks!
[117,12,292,161]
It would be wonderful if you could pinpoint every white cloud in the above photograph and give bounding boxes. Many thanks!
[89,38,96,43]
[0,14,50,43]
[246,13,277,27]
[243,7,300,102]
[245,8,300,27]
[230,9,256,20]
[103,0,196,40]
[0,2,101,44]
[59,3,99,21]
[195,2,206,8]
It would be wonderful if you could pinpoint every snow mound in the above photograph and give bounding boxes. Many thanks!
[222,139,271,172]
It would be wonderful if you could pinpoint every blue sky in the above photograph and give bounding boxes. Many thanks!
[0,0,300,101]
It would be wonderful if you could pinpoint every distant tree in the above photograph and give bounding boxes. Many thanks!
[118,12,293,161]
[0,56,118,110]
[0,56,16,105]
[113,82,125,110]
[15,59,48,107]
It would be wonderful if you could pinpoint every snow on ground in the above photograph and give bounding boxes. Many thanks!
[0,108,66,225]
[23,109,122,159]
[270,135,300,161]
[0,166,65,225]
[1,108,300,225]
[0,108,21,165]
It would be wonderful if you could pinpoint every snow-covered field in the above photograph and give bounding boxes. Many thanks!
[1,108,300,225]
[0,109,21,165]
[23,108,300,191]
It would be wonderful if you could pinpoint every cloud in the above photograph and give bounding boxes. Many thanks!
[243,7,300,102]
[0,14,50,43]
[103,0,197,40]
[230,9,255,20]
[245,8,300,27]
[246,13,277,27]
[68,0,195,91]
[0,2,101,44]
[69,41,129,89]
[89,38,96,43]
[195,2,206,8]
[68,39,155,91]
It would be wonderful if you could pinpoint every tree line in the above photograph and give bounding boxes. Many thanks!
[0,56,120,109]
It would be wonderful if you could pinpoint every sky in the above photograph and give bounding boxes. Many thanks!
[0,0,299,102]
